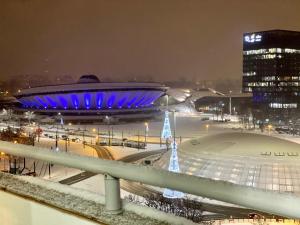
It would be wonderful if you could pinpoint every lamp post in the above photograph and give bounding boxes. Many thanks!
[229,90,232,115]
[67,123,71,146]
[144,122,149,148]
[65,136,68,152]
[64,127,69,152]
[268,124,272,136]
[173,110,176,143]
[55,126,58,151]
[55,112,62,152]
[82,130,85,149]
[105,116,111,146]
[97,127,100,145]
[1,152,6,171]
[137,130,140,150]
[37,124,40,142]
[205,124,210,133]
[92,128,96,145]
[121,130,124,147]
[111,126,114,143]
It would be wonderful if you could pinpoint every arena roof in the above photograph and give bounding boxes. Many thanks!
[14,75,168,112]
[154,132,300,195]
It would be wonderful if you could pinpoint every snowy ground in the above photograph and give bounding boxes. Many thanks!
[2,115,300,204]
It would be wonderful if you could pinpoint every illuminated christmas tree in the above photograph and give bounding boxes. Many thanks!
[161,111,172,139]
[163,141,184,198]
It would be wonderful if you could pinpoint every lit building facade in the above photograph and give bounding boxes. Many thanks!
[242,30,300,120]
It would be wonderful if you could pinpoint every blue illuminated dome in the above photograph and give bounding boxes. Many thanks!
[14,75,168,116]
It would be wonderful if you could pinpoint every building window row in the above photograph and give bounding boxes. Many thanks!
[243,76,300,81]
[269,103,297,109]
[243,71,256,76]
[245,82,300,87]
[243,48,300,55]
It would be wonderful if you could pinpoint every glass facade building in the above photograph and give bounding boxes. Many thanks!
[242,30,300,120]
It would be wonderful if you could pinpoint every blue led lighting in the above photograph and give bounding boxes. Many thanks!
[139,94,151,106]
[134,96,145,108]
[131,92,145,108]
[58,96,68,109]
[107,95,115,108]
[118,96,127,108]
[46,96,57,108]
[19,90,164,110]
[126,96,136,108]
[35,97,48,108]
[96,92,104,109]
[71,94,79,109]
[84,93,91,109]
[30,99,40,108]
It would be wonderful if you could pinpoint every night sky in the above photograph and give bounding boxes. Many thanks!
[1,0,300,82]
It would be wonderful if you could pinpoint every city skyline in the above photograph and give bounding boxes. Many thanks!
[1,0,300,82]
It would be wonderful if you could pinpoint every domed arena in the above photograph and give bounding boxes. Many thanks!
[154,132,300,195]
[14,75,168,121]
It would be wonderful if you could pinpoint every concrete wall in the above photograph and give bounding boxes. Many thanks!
[0,190,100,225]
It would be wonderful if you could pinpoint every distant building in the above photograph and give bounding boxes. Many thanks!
[242,30,300,121]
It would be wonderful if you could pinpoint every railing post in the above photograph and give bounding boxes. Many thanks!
[104,174,122,214]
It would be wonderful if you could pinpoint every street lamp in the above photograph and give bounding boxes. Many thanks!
[144,122,149,148]
[82,130,85,149]
[229,90,232,115]
[268,124,272,136]
[173,110,177,143]
[205,124,210,133]
[92,128,96,145]
[1,152,6,171]
[55,126,59,151]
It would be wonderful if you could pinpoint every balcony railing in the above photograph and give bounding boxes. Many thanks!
[1,140,300,218]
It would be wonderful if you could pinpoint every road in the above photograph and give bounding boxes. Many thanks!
[90,145,114,160]
[59,171,95,185]
[59,145,114,185]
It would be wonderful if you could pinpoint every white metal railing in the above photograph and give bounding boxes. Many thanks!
[1,140,300,218]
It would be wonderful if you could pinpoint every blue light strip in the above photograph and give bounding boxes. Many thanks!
[139,92,152,106]
[35,96,48,109]
[46,96,57,108]
[96,92,104,109]
[107,95,115,109]
[134,96,145,108]
[58,96,68,109]
[84,93,91,109]
[71,94,79,109]
[118,96,127,108]
[19,90,164,110]
[127,95,137,108]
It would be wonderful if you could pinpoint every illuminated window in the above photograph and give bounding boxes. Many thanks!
[243,71,256,76]
[269,103,297,108]
[244,34,262,43]
[243,48,300,55]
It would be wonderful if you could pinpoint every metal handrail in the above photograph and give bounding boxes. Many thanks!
[1,140,300,218]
